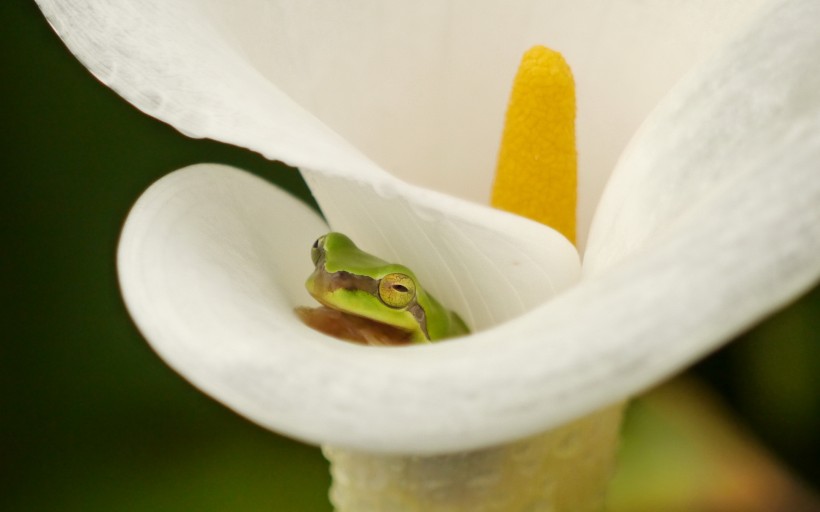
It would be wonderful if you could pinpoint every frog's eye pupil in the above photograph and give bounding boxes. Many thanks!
[379,273,416,308]
[311,236,326,266]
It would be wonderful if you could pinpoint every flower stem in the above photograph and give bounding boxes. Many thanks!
[323,404,624,511]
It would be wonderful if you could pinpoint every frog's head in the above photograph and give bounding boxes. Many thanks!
[306,233,431,342]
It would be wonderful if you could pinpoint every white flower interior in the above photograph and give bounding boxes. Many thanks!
[37,0,766,244]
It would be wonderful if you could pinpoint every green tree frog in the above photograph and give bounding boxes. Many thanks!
[299,233,469,345]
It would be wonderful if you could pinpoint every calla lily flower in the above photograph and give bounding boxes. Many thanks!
[37,0,820,507]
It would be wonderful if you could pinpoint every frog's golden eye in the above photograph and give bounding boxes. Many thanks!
[378,273,416,308]
[311,235,326,266]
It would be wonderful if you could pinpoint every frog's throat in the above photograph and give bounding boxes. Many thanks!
[310,268,430,341]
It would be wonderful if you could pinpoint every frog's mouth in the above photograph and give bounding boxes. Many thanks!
[304,267,430,343]
[295,305,414,346]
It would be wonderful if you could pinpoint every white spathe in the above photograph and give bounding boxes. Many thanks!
[37,0,767,245]
[39,0,820,454]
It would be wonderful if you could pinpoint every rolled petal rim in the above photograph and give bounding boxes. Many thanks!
[119,163,583,454]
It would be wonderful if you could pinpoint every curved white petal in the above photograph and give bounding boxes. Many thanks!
[119,0,820,455]
[585,0,820,274]
[35,0,765,243]
[119,163,580,453]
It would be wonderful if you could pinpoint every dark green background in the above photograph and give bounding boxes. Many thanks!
[3,2,818,510]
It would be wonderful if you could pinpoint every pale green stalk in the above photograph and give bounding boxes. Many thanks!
[324,404,624,512]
